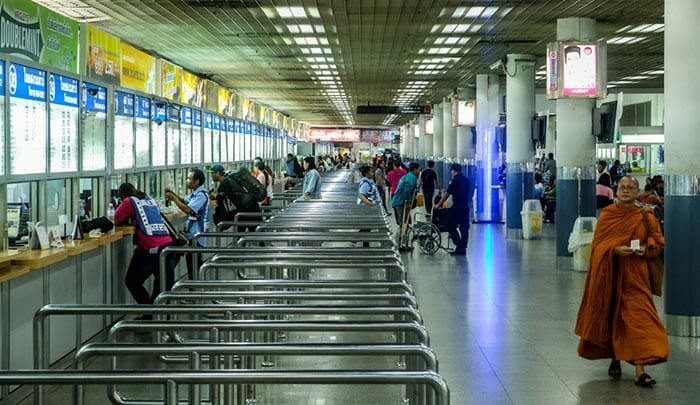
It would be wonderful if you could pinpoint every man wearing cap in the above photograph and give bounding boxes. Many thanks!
[164,168,209,278]
[436,163,470,256]
[209,164,261,232]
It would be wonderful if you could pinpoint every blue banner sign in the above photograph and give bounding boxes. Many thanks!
[244,121,251,135]
[135,96,150,119]
[213,115,221,130]
[226,119,235,133]
[167,105,179,121]
[0,61,4,94]
[114,91,134,117]
[181,106,192,125]
[49,73,78,107]
[82,82,106,112]
[9,63,46,101]
[203,112,212,129]
[193,110,202,127]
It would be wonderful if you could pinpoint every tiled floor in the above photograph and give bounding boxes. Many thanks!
[405,221,700,405]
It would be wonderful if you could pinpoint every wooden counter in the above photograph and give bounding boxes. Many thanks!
[11,248,70,270]
[95,230,124,245]
[0,249,28,271]
[62,238,101,256]
[115,226,136,235]
[0,264,30,283]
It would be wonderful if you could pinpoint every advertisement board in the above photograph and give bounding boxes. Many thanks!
[0,0,79,73]
[309,128,361,142]
[9,63,46,174]
[452,99,476,126]
[161,60,182,101]
[86,26,120,85]
[121,42,156,94]
[546,41,607,99]
[180,70,203,107]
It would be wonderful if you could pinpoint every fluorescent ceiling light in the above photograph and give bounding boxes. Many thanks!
[607,36,644,44]
[299,24,314,33]
[276,7,293,18]
[616,25,632,33]
[453,7,467,18]
[608,80,638,84]
[466,7,484,18]
[315,25,325,33]
[445,37,459,44]
[628,23,664,33]
[622,76,651,80]
[642,69,664,75]
[500,7,513,17]
[287,25,300,33]
[434,38,446,45]
[290,7,307,18]
[470,24,482,32]
[482,7,499,18]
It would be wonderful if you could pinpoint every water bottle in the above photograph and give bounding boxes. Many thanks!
[107,203,115,224]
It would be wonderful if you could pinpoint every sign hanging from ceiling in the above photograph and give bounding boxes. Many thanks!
[310,128,361,142]
[357,105,431,115]
[86,26,120,85]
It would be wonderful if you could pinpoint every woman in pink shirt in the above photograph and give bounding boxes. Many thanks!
[387,160,407,196]
[114,183,177,307]
[596,173,614,209]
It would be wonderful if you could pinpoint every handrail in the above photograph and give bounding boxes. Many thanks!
[74,343,439,405]
[109,320,429,345]
[152,290,418,307]
[0,370,450,405]
[171,280,413,295]
[198,260,405,282]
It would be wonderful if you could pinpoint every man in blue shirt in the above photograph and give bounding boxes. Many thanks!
[436,163,470,256]
[165,169,209,278]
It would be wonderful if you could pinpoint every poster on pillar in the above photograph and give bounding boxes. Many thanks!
[452,99,476,127]
[546,41,607,99]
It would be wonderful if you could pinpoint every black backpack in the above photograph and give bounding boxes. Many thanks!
[213,175,256,225]
[230,167,267,203]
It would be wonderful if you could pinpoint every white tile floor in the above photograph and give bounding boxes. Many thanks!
[405,221,700,405]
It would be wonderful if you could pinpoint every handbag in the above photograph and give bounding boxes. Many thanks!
[641,208,664,296]
[160,213,189,246]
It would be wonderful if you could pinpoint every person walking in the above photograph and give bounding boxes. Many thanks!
[164,168,209,279]
[436,163,470,256]
[374,160,390,215]
[575,176,667,387]
[114,183,177,307]
[419,160,441,215]
[391,162,420,250]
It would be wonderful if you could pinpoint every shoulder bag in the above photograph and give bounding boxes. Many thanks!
[641,208,664,296]
[160,213,189,246]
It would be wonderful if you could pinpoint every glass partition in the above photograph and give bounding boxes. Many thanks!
[151,101,166,167]
[192,110,202,164]
[81,82,107,171]
[212,115,222,163]
[244,122,252,162]
[148,171,162,202]
[46,179,69,236]
[166,105,180,166]
[180,107,193,165]
[108,175,124,211]
[49,74,79,173]
[135,96,150,168]
[203,112,213,163]
[79,177,101,220]
[235,120,243,162]
[9,63,47,175]
[226,118,235,163]
[7,182,36,246]
[114,91,135,170]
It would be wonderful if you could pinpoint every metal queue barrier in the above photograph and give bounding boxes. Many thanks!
[4,169,449,405]
[0,371,449,405]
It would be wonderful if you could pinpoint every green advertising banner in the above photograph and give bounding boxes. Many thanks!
[0,0,79,73]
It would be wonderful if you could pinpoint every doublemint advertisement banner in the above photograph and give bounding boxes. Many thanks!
[0,0,79,73]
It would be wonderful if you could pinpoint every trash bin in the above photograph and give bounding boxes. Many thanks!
[521,199,544,239]
[568,217,598,272]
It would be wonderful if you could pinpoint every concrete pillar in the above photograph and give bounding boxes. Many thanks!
[664,0,700,336]
[456,88,477,206]
[432,103,444,160]
[401,124,409,157]
[443,97,457,159]
[475,74,502,222]
[416,116,426,158]
[555,18,597,269]
[423,116,433,158]
[505,54,537,239]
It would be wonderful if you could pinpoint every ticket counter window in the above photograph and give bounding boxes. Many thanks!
[46,179,70,236]
[109,175,124,209]
[7,182,36,247]
[80,177,101,220]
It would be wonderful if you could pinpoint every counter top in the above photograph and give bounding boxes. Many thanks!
[0,249,29,271]
[11,249,70,270]
[115,226,136,235]
[96,231,125,245]
[62,238,101,256]
[0,264,30,283]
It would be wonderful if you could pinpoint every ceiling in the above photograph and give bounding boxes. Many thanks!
[36,0,664,128]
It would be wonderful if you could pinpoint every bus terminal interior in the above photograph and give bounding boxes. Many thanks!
[1,0,700,404]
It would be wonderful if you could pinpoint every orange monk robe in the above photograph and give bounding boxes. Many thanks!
[575,203,668,365]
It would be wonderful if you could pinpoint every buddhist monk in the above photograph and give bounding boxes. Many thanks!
[575,176,667,387]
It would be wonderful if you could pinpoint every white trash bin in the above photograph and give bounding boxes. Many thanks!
[567,217,598,272]
[521,199,544,239]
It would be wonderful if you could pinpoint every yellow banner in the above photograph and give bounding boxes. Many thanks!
[161,60,182,101]
[86,26,120,85]
[180,70,203,107]
[204,80,219,112]
[217,87,231,116]
[120,43,156,94]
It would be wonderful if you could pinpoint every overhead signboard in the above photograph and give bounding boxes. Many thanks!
[357,105,431,115]
[452,99,476,126]
[310,128,361,142]
[86,26,120,85]
[121,42,156,94]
